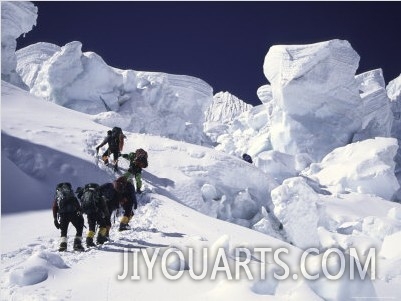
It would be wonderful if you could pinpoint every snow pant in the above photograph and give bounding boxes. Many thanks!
[134,173,142,191]
[86,211,108,237]
[59,212,84,237]
[102,148,120,166]
[105,197,134,232]
[119,197,134,226]
[86,211,106,233]
[126,165,143,191]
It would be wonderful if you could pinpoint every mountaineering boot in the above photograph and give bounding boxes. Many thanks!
[73,236,85,252]
[119,223,131,231]
[59,242,67,252]
[102,155,109,166]
[119,216,131,231]
[86,237,96,247]
[97,235,108,245]
[128,212,134,223]
[96,227,109,245]
[58,237,68,252]
[86,230,96,247]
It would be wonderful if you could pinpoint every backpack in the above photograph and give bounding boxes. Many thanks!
[80,183,103,214]
[113,176,128,194]
[242,153,253,164]
[55,182,77,213]
[134,148,148,168]
[108,127,123,150]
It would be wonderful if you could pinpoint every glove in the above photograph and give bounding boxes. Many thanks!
[54,219,60,229]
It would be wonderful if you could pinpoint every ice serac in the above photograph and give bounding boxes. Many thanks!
[387,74,401,186]
[256,84,273,104]
[271,176,321,249]
[16,41,213,144]
[16,42,61,88]
[210,103,272,157]
[303,137,400,200]
[264,39,362,161]
[353,69,393,142]
[127,71,213,144]
[203,92,274,157]
[1,1,37,88]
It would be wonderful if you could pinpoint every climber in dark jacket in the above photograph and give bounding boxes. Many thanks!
[52,182,85,252]
[100,176,137,234]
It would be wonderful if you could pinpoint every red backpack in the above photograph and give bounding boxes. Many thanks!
[135,148,148,168]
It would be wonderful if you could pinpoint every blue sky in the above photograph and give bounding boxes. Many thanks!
[18,1,401,105]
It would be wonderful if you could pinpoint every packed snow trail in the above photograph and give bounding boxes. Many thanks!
[1,186,300,301]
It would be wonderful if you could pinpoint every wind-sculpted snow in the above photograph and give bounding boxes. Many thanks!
[1,1,37,88]
[16,41,213,144]
[264,39,362,162]
[353,69,393,142]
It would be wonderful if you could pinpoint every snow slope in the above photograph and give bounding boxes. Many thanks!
[2,79,401,300]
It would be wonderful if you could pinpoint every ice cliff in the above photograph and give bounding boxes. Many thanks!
[1,1,37,88]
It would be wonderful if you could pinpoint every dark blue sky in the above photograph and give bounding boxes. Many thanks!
[17,1,401,106]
